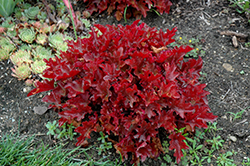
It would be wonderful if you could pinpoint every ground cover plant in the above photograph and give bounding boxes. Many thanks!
[76,0,172,21]
[27,19,217,164]
[0,0,90,83]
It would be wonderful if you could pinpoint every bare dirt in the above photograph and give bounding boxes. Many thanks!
[1,0,250,165]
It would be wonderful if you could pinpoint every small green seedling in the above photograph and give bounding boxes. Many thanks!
[240,70,245,75]
[216,151,236,166]
[206,136,224,151]
[97,131,113,155]
[205,122,223,134]
[227,107,249,121]
[46,120,77,140]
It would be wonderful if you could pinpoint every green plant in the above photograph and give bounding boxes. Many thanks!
[204,122,222,133]
[97,131,113,155]
[240,70,245,75]
[0,48,9,60]
[30,60,47,74]
[0,133,94,166]
[14,7,22,19]
[206,135,224,150]
[226,106,249,121]
[199,71,207,81]
[46,120,77,141]
[11,63,31,80]
[23,6,40,20]
[0,0,22,17]
[159,140,173,164]
[242,157,250,165]
[18,27,36,43]
[10,49,32,66]
[46,120,59,135]
[229,0,250,14]
[36,33,48,45]
[48,32,68,51]
[32,45,53,60]
[202,147,215,164]
[0,36,16,53]
[245,42,250,47]
[37,11,47,21]
[216,151,236,166]
[184,136,204,164]
[56,0,67,16]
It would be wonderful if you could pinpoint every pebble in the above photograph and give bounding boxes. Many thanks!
[23,87,31,93]
[33,106,48,115]
[229,136,237,142]
[222,63,234,72]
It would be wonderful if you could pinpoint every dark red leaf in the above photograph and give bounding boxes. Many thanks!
[169,131,189,163]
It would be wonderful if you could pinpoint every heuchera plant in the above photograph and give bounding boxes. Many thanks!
[78,0,172,20]
[27,20,217,164]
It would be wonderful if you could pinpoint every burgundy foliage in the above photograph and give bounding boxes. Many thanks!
[27,20,217,164]
[78,0,172,20]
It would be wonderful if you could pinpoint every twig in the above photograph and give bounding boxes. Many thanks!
[220,89,230,100]
[199,12,210,25]
[219,30,248,38]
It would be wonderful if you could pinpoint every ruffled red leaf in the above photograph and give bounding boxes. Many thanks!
[27,79,55,97]
[169,132,189,163]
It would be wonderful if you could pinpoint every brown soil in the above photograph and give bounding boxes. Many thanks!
[1,0,250,165]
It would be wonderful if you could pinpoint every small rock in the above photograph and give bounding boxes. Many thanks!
[232,36,238,47]
[229,136,237,142]
[33,106,48,115]
[23,87,31,93]
[221,115,227,119]
[222,63,234,72]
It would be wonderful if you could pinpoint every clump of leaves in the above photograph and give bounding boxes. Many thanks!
[76,0,172,21]
[11,63,31,80]
[0,36,16,53]
[36,33,48,45]
[10,50,32,66]
[32,45,53,61]
[18,27,36,43]
[28,20,217,165]
[48,32,68,51]
[0,49,10,60]
[23,6,40,20]
[46,120,77,141]
[30,60,48,74]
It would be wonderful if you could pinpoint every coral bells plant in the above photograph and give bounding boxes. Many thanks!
[78,0,172,21]
[27,20,217,164]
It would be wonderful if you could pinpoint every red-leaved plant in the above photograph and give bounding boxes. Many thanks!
[27,20,217,164]
[79,0,172,21]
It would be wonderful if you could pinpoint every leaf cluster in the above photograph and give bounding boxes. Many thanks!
[27,20,217,165]
[46,120,77,141]
[78,0,172,21]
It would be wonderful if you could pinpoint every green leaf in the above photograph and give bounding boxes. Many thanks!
[0,0,17,17]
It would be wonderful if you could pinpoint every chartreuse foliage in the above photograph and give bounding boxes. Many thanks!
[77,0,172,21]
[28,20,217,165]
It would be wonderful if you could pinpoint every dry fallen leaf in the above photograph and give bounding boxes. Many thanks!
[151,46,168,54]
[114,11,123,21]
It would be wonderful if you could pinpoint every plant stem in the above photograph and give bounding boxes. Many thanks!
[67,0,77,40]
